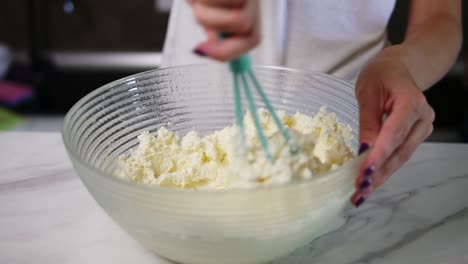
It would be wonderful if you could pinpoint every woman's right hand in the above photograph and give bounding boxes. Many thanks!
[189,0,260,61]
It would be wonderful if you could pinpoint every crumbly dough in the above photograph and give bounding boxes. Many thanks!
[116,107,355,189]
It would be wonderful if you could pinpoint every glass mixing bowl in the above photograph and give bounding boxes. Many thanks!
[62,64,362,264]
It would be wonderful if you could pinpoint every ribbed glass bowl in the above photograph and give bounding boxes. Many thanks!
[62,64,362,264]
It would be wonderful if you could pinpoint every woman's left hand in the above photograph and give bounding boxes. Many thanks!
[351,55,435,207]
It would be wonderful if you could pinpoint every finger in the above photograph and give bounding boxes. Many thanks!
[193,2,254,34]
[355,85,384,179]
[361,94,424,175]
[356,100,417,189]
[351,118,433,207]
[354,100,433,191]
[204,28,218,41]
[354,82,385,188]
[355,83,385,148]
[193,33,260,61]
[372,116,434,189]
[350,189,371,207]
[197,0,245,7]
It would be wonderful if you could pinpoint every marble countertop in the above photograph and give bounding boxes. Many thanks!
[1,131,468,264]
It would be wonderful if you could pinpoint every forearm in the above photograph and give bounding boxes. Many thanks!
[374,13,462,91]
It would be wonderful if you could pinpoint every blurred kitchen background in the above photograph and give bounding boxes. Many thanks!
[0,0,467,142]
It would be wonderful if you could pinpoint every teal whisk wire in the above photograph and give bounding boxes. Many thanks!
[219,33,296,162]
[232,72,245,149]
[247,69,299,154]
[240,69,274,162]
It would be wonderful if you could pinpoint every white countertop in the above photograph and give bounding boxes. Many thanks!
[1,132,468,264]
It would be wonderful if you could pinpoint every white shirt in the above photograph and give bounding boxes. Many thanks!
[161,0,396,82]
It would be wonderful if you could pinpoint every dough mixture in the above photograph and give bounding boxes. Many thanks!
[116,107,355,189]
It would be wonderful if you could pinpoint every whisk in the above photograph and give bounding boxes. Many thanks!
[221,36,298,162]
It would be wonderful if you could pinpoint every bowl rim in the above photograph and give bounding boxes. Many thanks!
[62,63,362,195]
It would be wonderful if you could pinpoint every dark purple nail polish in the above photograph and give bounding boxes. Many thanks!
[193,48,206,57]
[355,195,367,207]
[364,165,375,178]
[358,142,370,155]
[359,177,372,191]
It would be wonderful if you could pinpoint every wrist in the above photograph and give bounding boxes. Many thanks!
[372,43,444,91]
[362,47,410,78]
[360,45,421,87]
[357,47,420,94]
[371,45,409,67]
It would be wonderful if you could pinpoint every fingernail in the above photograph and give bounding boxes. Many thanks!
[193,48,206,57]
[358,142,370,155]
[364,165,375,178]
[359,177,372,191]
[354,195,367,207]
